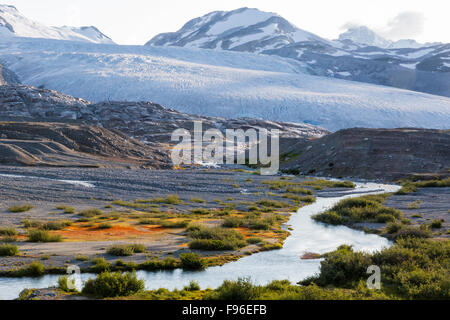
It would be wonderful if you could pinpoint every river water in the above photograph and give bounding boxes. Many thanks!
[0,182,399,300]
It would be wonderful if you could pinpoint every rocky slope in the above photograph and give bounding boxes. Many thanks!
[0,84,328,145]
[0,122,171,169]
[281,128,450,181]
[0,63,19,85]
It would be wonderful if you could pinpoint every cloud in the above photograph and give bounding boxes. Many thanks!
[339,22,362,31]
[381,11,425,40]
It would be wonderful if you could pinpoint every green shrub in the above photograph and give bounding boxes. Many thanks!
[78,209,104,217]
[247,237,263,244]
[303,245,372,287]
[208,278,261,300]
[223,217,244,228]
[27,230,62,243]
[430,220,443,229]
[24,262,45,277]
[58,276,78,293]
[0,228,18,236]
[376,214,396,223]
[189,208,211,215]
[393,226,431,240]
[312,195,401,225]
[188,226,244,242]
[75,255,89,261]
[180,253,205,270]
[9,204,34,213]
[0,244,20,256]
[183,281,201,291]
[312,211,343,225]
[395,183,418,195]
[285,187,314,195]
[386,222,402,234]
[56,206,75,214]
[90,257,111,273]
[97,223,113,229]
[107,244,146,256]
[139,218,160,225]
[41,220,72,230]
[190,198,206,204]
[415,178,450,188]
[189,239,246,251]
[82,272,145,298]
[0,236,17,243]
[160,220,189,228]
[256,199,289,208]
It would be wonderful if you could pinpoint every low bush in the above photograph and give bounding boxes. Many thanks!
[180,253,205,270]
[285,187,314,195]
[78,209,104,217]
[183,281,201,291]
[0,228,18,236]
[222,217,244,228]
[22,262,45,277]
[82,272,145,298]
[107,244,146,256]
[393,226,431,240]
[40,220,72,230]
[312,195,401,225]
[58,276,78,293]
[27,230,62,243]
[430,219,443,229]
[395,183,418,195]
[160,220,190,228]
[0,244,20,256]
[190,198,206,204]
[301,238,450,299]
[56,206,75,214]
[189,239,246,251]
[9,204,34,213]
[207,278,261,300]
[247,237,263,244]
[189,208,211,215]
[90,257,111,273]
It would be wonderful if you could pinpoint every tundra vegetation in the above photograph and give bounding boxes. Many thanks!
[63,236,448,300]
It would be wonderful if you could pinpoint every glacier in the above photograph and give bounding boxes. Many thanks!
[0,37,449,132]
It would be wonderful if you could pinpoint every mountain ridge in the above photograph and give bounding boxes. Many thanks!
[147,7,450,97]
[0,4,114,44]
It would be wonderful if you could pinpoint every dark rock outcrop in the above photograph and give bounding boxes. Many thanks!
[281,128,450,181]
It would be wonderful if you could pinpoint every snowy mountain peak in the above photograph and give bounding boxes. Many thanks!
[147,7,329,52]
[338,26,391,48]
[0,4,114,44]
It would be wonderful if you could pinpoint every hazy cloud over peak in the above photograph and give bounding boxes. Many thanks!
[381,11,426,40]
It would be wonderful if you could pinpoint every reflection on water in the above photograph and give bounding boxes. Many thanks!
[0,182,399,300]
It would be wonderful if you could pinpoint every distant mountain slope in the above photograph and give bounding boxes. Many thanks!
[147,7,330,52]
[0,4,114,44]
[338,26,440,49]
[147,7,450,97]
[1,37,449,131]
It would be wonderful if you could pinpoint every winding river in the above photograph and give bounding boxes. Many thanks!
[0,182,399,300]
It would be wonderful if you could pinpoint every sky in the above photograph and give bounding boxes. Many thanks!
[2,0,449,45]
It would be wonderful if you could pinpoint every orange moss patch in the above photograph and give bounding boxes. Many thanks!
[53,223,177,242]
